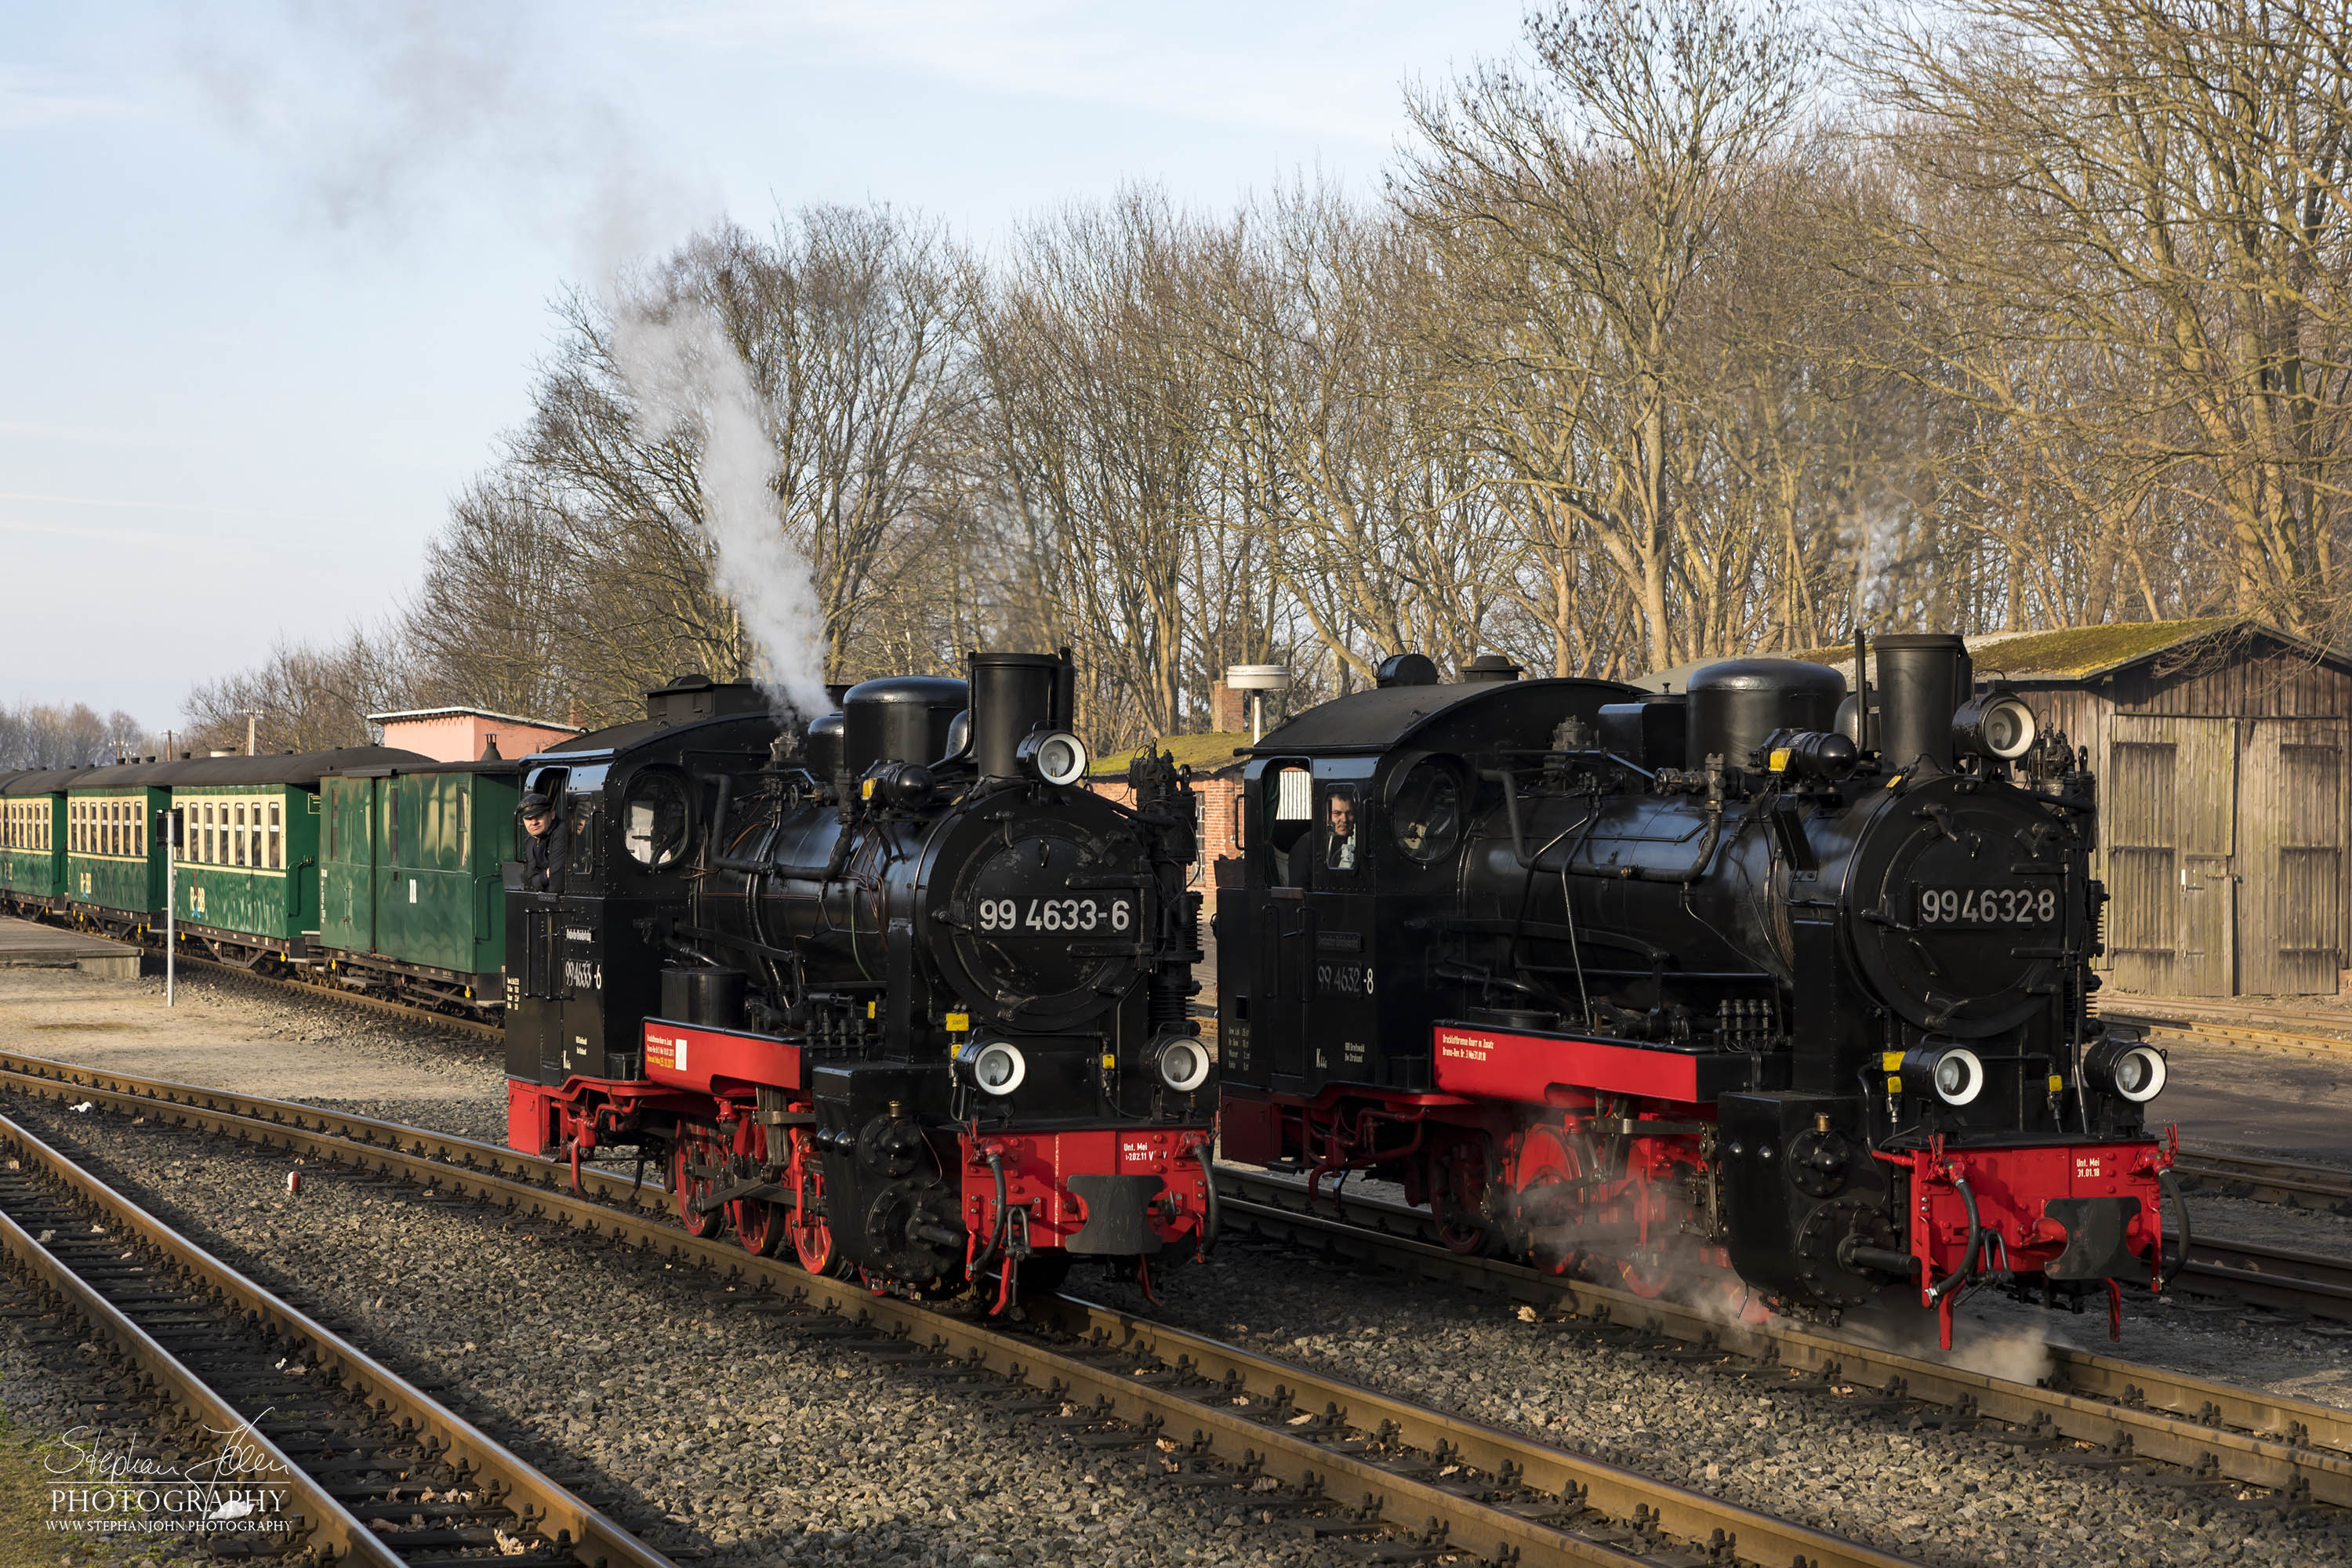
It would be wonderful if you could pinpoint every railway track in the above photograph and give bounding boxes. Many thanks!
[1204,1164,2352,1515]
[0,1053,1928,1568]
[166,949,503,1044]
[2105,1009,2352,1065]
[2172,1149,2352,1211]
[0,1106,670,1568]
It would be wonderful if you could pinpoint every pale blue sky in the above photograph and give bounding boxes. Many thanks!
[1,1,1521,730]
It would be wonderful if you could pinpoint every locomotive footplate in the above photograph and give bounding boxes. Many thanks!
[1432,1019,1760,1105]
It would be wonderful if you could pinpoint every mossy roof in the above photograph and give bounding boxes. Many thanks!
[1088,731,1250,779]
[1780,617,2334,684]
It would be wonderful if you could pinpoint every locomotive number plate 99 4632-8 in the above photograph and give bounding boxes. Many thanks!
[1915,884,2058,927]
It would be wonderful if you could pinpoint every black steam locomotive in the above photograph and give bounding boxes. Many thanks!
[503,654,1214,1308]
[1219,635,2177,1345]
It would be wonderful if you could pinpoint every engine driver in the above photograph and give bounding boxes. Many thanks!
[520,790,568,894]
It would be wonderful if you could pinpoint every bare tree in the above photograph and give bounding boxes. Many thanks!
[1399,0,1818,670]
[1859,0,2352,637]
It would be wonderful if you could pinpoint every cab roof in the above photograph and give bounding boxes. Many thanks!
[1244,677,1640,757]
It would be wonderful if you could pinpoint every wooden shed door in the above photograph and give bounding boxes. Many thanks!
[2106,717,2237,996]
[2238,719,2347,995]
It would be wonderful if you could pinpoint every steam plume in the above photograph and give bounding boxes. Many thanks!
[607,307,829,717]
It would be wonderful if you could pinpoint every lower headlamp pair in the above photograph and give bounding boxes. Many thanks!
[956,1033,1213,1096]
[1897,1036,2166,1106]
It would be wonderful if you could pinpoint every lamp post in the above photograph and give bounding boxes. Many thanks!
[1222,664,1292,743]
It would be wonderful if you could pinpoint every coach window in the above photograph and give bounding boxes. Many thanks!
[203,804,215,864]
[269,801,282,869]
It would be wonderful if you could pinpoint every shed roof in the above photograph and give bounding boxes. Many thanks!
[1667,617,2345,689]
[1956,618,2325,681]
[1090,731,1249,780]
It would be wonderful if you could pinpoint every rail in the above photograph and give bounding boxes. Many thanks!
[0,1051,1918,1568]
[1209,1163,2352,1512]
[0,1107,673,1568]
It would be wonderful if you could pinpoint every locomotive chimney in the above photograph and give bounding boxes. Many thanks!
[969,652,1065,782]
[1874,633,1972,774]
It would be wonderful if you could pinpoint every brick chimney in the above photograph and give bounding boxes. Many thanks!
[1210,681,1248,734]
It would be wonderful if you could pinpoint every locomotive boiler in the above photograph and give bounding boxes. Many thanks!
[1218,637,2178,1345]
[503,653,1215,1306]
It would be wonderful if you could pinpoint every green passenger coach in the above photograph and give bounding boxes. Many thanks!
[165,747,425,967]
[0,766,89,913]
[318,757,518,1012]
[65,760,180,935]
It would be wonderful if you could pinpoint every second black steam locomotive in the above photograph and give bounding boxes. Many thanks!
[1219,635,2178,1345]
[503,653,1215,1307]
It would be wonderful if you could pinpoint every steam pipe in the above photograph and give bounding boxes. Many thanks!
[2157,1167,2190,1292]
[971,1149,1009,1272]
[1926,1176,1983,1304]
[1190,1138,1218,1259]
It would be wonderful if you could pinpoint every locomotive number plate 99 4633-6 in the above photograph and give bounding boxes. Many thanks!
[977,896,1134,935]
[1915,884,2058,927]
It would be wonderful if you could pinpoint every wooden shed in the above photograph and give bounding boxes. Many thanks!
[1965,618,2352,998]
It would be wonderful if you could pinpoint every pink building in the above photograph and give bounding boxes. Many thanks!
[368,706,581,764]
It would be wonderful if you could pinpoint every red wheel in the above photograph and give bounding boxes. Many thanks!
[783,1126,847,1276]
[671,1127,725,1240]
[727,1122,786,1256]
[1428,1139,1491,1254]
[1512,1123,1588,1276]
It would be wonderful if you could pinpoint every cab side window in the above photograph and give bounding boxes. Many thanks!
[1262,763,1314,887]
[1311,783,1363,887]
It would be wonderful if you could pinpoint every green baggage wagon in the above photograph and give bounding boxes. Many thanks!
[318,757,517,1013]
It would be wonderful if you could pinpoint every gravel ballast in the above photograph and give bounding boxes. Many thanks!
[0,1095,1327,1568]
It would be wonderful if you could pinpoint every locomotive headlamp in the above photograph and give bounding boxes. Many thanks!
[1154,1035,1214,1094]
[2085,1033,2168,1103]
[1952,691,2038,762]
[1016,729,1090,787]
[959,1038,1028,1096]
[1900,1044,1987,1106]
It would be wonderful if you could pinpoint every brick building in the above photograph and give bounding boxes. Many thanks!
[1087,680,1251,882]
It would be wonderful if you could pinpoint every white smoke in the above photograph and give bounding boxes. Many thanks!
[183,2,829,712]
[607,307,830,717]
